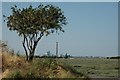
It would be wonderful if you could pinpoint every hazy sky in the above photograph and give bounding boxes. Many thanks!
[0,1,1,41]
[2,2,118,57]
[1,0,120,2]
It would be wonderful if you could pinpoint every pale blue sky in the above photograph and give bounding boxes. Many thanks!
[1,0,120,2]
[2,2,118,57]
[0,1,2,40]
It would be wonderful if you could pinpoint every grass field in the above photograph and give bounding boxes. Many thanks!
[57,58,119,78]
[2,52,90,79]
[2,51,119,79]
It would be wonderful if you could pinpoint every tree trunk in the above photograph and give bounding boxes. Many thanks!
[28,52,34,61]
[22,36,29,61]
[22,33,43,61]
[28,41,38,61]
[26,55,29,61]
[29,54,34,61]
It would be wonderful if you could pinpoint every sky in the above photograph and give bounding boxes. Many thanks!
[0,1,2,40]
[2,2,118,57]
[1,0,120,2]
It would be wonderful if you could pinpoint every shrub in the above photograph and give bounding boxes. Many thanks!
[9,70,22,78]
[26,69,36,78]
[43,58,57,69]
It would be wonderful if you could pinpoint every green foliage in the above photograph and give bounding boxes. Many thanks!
[32,58,57,71]
[4,4,67,36]
[0,40,9,52]
[9,70,22,78]
[26,69,37,78]
[43,58,57,69]
[64,53,68,59]
[16,51,20,56]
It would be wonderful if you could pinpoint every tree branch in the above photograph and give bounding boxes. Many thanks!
[32,32,44,54]
[36,32,44,43]
[29,34,34,50]
[22,35,28,60]
[24,35,31,53]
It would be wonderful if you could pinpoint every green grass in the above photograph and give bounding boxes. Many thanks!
[57,58,118,78]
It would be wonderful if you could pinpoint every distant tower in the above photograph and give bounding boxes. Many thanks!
[56,42,58,58]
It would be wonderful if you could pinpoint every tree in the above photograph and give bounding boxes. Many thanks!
[64,53,68,59]
[0,40,8,52]
[3,4,67,61]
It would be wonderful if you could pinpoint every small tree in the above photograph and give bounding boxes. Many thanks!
[0,40,8,52]
[64,53,68,59]
[4,4,67,61]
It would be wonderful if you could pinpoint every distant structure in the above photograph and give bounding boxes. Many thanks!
[56,42,58,58]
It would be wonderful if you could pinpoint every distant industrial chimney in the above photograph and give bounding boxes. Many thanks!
[56,42,58,58]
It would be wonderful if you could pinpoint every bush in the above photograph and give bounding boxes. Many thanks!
[43,58,57,69]
[9,70,22,78]
[26,69,36,78]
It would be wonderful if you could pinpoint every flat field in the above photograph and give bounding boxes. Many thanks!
[57,58,119,78]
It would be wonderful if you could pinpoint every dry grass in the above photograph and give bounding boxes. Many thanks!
[1,41,89,79]
[2,52,31,78]
[0,52,2,68]
[0,52,2,80]
[2,52,89,79]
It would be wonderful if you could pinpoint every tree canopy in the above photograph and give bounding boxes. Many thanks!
[4,4,67,36]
